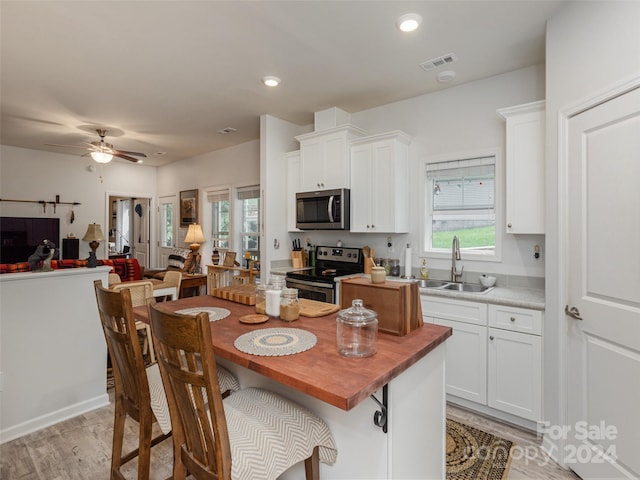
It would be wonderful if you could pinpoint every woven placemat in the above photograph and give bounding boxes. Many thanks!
[234,328,317,356]
[175,307,230,322]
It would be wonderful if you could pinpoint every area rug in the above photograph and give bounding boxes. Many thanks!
[446,419,514,480]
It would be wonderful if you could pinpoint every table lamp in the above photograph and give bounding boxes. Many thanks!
[184,223,205,273]
[82,223,105,268]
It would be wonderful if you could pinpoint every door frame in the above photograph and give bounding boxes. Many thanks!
[157,193,178,268]
[104,191,155,269]
[548,74,640,469]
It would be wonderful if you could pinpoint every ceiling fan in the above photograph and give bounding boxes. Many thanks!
[47,129,147,164]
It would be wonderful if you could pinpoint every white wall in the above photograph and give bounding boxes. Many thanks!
[156,139,260,266]
[0,145,156,260]
[544,0,640,461]
[260,115,310,274]
[272,65,546,283]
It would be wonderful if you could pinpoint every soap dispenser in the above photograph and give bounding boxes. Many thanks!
[420,258,429,279]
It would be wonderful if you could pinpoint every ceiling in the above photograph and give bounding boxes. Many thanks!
[1,1,566,167]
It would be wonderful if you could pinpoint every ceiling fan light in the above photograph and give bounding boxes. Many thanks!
[91,151,113,163]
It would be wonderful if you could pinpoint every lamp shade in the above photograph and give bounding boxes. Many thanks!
[184,223,205,244]
[82,223,105,242]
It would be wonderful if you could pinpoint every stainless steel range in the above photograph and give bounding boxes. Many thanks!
[285,246,364,304]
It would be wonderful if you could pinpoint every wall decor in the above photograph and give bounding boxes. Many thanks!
[180,189,198,227]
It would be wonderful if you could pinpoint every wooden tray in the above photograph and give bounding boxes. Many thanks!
[210,284,256,305]
[299,298,340,318]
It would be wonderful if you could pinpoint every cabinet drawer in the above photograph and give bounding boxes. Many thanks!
[488,304,542,335]
[421,295,487,326]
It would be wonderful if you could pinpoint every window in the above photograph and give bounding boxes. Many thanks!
[208,189,230,249]
[425,155,496,255]
[160,201,173,248]
[237,186,260,265]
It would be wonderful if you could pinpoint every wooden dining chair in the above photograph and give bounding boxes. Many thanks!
[148,302,337,480]
[93,280,171,480]
[158,270,182,301]
[108,272,122,287]
[111,281,156,363]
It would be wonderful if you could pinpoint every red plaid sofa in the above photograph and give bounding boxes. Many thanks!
[0,257,142,281]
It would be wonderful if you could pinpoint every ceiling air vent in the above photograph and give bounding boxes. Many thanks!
[419,53,458,72]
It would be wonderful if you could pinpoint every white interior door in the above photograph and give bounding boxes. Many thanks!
[566,86,640,479]
[158,194,177,268]
[132,198,150,268]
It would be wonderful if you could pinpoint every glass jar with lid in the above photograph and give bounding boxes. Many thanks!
[265,282,282,319]
[255,282,267,314]
[336,299,378,358]
[389,258,400,277]
[280,287,300,322]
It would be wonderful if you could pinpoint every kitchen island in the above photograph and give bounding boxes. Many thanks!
[135,296,451,479]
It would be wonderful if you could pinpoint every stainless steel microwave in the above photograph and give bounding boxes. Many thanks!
[296,188,350,230]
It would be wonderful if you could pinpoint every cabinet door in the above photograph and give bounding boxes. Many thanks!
[323,132,350,190]
[500,101,545,234]
[370,139,399,232]
[434,318,487,404]
[350,143,373,232]
[487,327,541,421]
[299,138,324,191]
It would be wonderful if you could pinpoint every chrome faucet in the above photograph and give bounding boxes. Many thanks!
[451,235,463,282]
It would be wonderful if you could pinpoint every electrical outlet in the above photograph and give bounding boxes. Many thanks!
[534,244,541,259]
[387,236,394,253]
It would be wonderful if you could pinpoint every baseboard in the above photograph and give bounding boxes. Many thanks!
[0,393,110,444]
[447,395,538,432]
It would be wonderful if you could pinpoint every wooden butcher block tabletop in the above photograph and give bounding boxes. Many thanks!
[210,284,256,305]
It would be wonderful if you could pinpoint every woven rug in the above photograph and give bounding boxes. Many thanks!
[446,419,514,480]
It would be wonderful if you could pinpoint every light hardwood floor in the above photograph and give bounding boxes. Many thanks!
[1,391,581,480]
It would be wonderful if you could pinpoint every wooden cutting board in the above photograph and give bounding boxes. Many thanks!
[210,284,256,305]
[299,298,340,318]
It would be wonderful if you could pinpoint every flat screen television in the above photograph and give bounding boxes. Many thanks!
[0,217,60,264]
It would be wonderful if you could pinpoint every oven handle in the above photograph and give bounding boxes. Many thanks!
[286,278,335,290]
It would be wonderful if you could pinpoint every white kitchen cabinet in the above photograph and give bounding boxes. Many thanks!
[422,295,543,423]
[349,131,411,233]
[497,100,545,234]
[488,328,542,421]
[286,150,301,232]
[295,125,367,192]
[421,296,488,404]
[488,304,542,421]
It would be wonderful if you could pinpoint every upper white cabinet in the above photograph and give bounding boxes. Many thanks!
[295,125,367,192]
[286,150,301,232]
[349,131,411,233]
[497,100,545,234]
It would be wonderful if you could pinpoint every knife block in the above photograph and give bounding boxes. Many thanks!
[340,277,423,336]
[291,250,307,269]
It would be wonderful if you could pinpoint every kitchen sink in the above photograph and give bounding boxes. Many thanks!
[416,279,494,294]
[416,279,450,288]
[442,283,492,293]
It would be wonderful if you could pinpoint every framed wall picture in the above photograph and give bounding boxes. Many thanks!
[180,189,198,227]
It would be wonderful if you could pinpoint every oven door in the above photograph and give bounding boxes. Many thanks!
[285,277,335,304]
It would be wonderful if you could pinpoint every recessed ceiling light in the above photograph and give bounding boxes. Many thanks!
[218,127,237,135]
[263,76,281,87]
[437,70,456,83]
[154,151,167,156]
[396,13,422,33]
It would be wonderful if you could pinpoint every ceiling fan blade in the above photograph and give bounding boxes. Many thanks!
[114,153,142,163]
[45,143,90,150]
[113,149,147,158]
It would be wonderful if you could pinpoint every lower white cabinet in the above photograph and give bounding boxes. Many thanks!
[436,318,487,404]
[422,296,543,422]
[487,326,541,421]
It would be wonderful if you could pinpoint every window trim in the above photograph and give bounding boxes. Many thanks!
[421,147,503,262]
